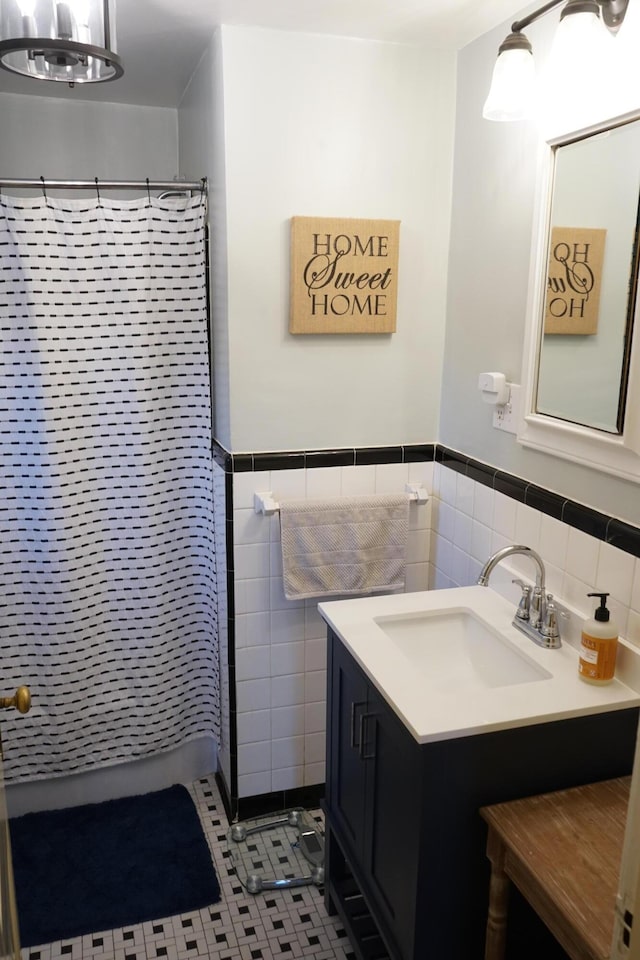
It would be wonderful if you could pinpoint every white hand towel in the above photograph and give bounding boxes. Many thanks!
[280,494,409,600]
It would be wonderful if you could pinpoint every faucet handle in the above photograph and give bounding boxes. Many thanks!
[512,579,531,621]
[529,584,544,628]
[542,596,560,642]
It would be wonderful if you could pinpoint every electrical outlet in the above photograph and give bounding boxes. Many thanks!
[493,383,521,434]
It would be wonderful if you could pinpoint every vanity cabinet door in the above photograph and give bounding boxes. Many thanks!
[327,631,423,960]
[362,680,423,960]
[327,632,370,858]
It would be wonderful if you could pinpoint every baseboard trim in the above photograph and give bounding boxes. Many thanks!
[236,783,325,821]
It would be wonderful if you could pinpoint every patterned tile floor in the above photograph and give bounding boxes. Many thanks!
[227,808,324,891]
[20,775,356,960]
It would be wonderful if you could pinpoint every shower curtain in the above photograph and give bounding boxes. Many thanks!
[0,191,219,782]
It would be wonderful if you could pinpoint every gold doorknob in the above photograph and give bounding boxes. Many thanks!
[0,686,31,714]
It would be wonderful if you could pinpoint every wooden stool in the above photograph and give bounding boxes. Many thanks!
[480,777,630,960]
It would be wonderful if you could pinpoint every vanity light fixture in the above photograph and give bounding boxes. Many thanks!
[0,0,123,86]
[483,0,629,122]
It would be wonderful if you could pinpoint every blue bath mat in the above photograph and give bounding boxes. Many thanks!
[9,784,221,948]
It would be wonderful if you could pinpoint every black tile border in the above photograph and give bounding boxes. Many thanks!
[306,448,356,468]
[212,440,435,473]
[213,437,640,557]
[607,519,640,560]
[437,444,640,559]
[524,484,566,521]
[237,783,324,822]
[465,459,495,487]
[211,456,239,819]
[493,470,527,503]
[211,441,231,471]
[403,443,436,462]
[562,501,610,541]
[355,445,404,465]
[435,446,467,475]
[215,770,234,823]
[254,451,306,471]
[232,453,254,473]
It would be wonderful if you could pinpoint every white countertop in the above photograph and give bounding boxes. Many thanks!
[319,585,640,744]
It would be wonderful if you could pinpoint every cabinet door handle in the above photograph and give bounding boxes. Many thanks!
[350,700,366,748]
[359,712,376,760]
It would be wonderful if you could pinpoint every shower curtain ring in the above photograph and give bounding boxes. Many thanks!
[94,177,102,207]
[40,176,47,203]
[146,178,152,208]
[199,178,206,206]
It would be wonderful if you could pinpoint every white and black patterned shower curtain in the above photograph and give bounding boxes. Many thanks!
[0,192,219,782]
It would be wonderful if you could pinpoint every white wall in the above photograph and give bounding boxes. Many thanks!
[216,26,456,453]
[178,31,232,449]
[0,91,178,181]
[442,10,640,527]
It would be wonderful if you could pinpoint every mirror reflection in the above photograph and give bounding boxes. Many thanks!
[536,118,640,434]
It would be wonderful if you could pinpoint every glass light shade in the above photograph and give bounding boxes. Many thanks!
[483,47,536,121]
[540,7,615,134]
[612,0,640,116]
[0,0,122,83]
[70,0,91,24]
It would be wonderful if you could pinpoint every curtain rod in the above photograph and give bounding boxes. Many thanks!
[0,177,207,192]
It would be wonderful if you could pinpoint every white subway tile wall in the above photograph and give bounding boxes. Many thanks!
[232,459,433,796]
[230,456,640,800]
[430,464,640,658]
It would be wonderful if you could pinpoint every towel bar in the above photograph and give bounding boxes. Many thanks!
[253,484,429,516]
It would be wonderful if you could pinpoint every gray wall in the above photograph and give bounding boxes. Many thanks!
[0,92,178,181]
[180,26,457,454]
[442,12,640,526]
[178,30,231,449]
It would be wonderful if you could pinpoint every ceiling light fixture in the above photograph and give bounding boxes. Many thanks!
[483,0,628,122]
[0,0,123,86]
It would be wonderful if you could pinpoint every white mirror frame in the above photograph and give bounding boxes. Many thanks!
[518,108,640,483]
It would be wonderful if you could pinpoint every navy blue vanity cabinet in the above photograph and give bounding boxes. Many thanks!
[324,628,640,960]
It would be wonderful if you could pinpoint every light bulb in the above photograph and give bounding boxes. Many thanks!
[69,0,90,26]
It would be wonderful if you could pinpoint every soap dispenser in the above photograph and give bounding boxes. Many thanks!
[578,592,618,685]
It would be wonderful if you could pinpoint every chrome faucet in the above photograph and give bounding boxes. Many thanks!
[477,545,561,649]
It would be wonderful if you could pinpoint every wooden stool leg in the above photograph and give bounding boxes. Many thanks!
[485,832,510,960]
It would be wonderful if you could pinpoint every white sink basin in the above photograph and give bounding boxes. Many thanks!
[374,609,552,689]
[319,585,640,743]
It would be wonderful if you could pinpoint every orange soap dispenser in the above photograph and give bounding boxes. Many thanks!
[578,592,618,685]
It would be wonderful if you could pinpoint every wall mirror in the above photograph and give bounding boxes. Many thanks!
[519,110,640,481]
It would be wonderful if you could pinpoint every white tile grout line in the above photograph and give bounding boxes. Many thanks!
[21,775,355,960]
